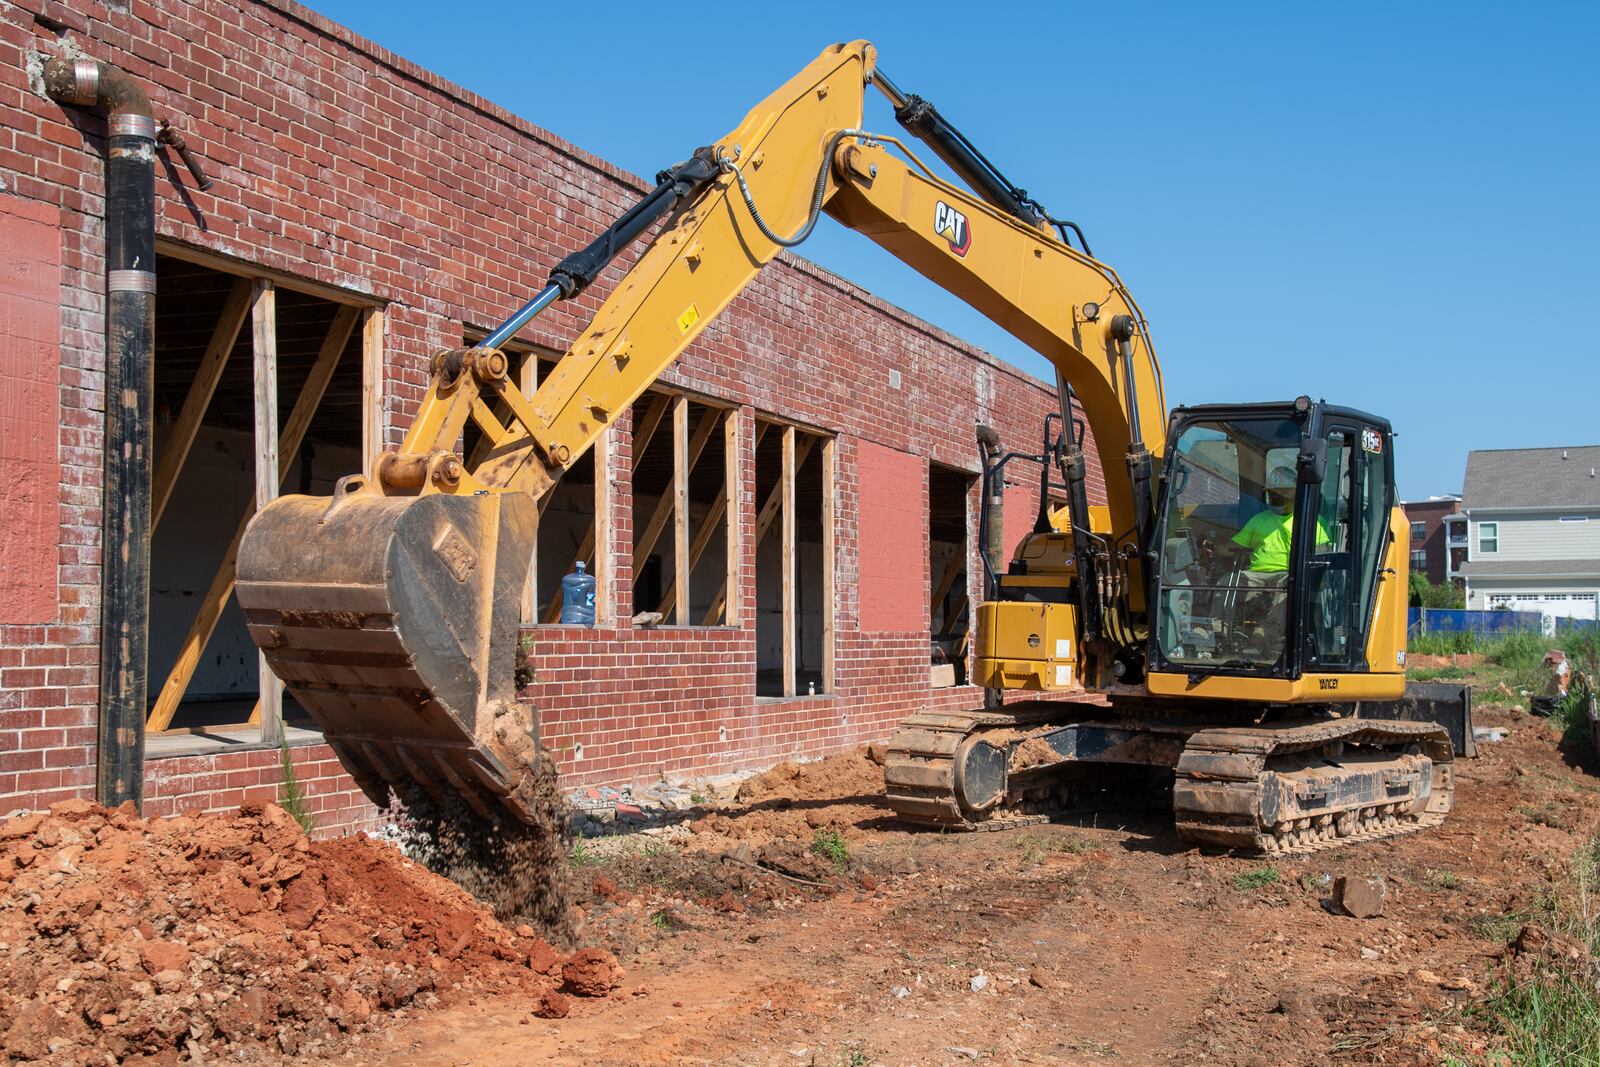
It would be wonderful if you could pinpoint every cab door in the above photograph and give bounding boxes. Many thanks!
[1299,422,1391,671]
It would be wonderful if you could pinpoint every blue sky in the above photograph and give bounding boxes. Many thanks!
[306,1,1597,499]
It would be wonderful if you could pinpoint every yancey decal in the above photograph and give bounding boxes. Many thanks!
[934,201,971,257]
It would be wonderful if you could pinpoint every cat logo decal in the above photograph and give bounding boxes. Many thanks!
[934,201,971,257]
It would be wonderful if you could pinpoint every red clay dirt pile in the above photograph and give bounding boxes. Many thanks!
[0,799,620,1064]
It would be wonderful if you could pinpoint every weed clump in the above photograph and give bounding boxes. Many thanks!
[1232,866,1280,891]
[811,828,849,872]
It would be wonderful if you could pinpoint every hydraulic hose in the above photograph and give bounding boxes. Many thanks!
[720,129,871,248]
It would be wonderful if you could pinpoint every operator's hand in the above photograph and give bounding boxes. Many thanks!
[1200,536,1241,577]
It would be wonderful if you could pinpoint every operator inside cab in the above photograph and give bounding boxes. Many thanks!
[1229,465,1329,655]
[1232,465,1300,574]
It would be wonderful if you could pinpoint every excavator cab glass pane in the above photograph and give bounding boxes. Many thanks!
[1302,421,1391,670]
[1154,416,1302,672]
[1303,430,1357,666]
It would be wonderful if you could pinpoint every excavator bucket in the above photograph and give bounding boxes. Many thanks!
[235,482,542,823]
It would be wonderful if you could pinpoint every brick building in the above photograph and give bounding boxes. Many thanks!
[1400,496,1461,586]
[0,1,1099,833]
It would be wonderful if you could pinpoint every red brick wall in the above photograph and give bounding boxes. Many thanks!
[0,194,61,625]
[856,442,927,633]
[0,0,1108,827]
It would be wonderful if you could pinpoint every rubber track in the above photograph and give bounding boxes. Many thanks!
[1173,718,1455,856]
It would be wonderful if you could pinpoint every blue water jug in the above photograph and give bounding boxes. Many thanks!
[559,561,597,626]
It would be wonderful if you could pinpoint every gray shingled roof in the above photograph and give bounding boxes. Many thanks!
[1458,559,1600,578]
[1462,446,1600,510]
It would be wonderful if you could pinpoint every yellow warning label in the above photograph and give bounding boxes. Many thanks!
[676,304,700,334]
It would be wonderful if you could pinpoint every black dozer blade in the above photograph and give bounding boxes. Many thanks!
[1358,681,1477,759]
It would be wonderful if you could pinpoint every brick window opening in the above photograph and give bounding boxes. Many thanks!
[146,252,379,752]
[629,392,734,626]
[753,418,833,698]
[1409,521,1426,540]
[1410,549,1427,570]
[929,463,975,688]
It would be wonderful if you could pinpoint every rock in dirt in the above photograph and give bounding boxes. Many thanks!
[535,990,572,1019]
[1334,875,1386,918]
[562,948,624,996]
[525,937,563,975]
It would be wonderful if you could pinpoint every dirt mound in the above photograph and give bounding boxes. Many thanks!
[1408,652,1483,669]
[733,747,885,805]
[0,799,613,1063]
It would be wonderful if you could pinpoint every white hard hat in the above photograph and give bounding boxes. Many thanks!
[1267,465,1296,489]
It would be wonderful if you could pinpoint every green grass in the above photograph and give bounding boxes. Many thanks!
[811,828,849,872]
[1422,867,1464,891]
[1407,630,1600,719]
[1551,679,1595,753]
[1232,865,1280,891]
[1458,837,1600,1065]
[1016,833,1094,865]
[277,737,315,834]
[1409,630,1489,657]
[569,829,602,868]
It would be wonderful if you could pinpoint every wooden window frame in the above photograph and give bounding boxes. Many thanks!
[631,389,741,628]
[752,417,835,697]
[145,247,378,747]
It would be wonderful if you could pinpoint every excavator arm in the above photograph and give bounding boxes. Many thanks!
[236,41,1167,821]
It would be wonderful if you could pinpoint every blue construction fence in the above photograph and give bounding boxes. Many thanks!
[1408,608,1600,638]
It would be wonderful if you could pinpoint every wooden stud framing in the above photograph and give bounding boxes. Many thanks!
[630,404,718,573]
[361,305,384,472]
[673,397,691,624]
[931,553,965,621]
[147,301,359,734]
[723,409,742,625]
[151,277,252,530]
[781,425,797,697]
[594,427,613,624]
[703,429,812,624]
[250,281,283,743]
[821,435,836,693]
[662,420,767,619]
[536,392,671,623]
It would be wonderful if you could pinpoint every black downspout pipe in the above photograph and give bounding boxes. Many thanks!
[975,426,1005,710]
[44,57,156,810]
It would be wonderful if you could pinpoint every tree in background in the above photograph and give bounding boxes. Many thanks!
[1409,571,1465,609]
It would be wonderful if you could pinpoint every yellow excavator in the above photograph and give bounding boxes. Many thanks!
[237,41,1469,855]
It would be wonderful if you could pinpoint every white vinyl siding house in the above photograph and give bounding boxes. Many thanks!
[1457,447,1600,620]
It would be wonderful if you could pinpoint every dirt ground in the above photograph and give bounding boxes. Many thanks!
[330,701,1595,1067]
[6,697,1594,1066]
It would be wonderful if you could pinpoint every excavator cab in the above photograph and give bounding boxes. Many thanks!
[1149,398,1399,686]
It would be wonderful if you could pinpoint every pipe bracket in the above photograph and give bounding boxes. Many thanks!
[108,269,156,294]
[109,113,157,140]
[68,58,99,104]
